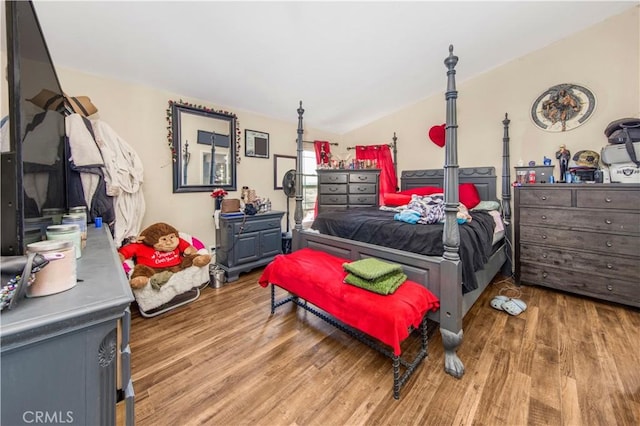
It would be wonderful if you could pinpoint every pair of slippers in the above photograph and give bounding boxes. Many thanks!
[490,295,527,315]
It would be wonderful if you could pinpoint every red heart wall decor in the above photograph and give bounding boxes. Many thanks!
[428,124,446,147]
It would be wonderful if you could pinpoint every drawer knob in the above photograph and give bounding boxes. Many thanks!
[541,235,547,240]
[358,176,367,181]
[542,272,548,278]
[358,187,366,192]
[607,284,613,291]
[606,241,612,247]
[605,197,612,203]
[605,219,612,224]
[607,263,613,269]
[541,196,547,201]
[541,215,547,220]
[329,188,338,192]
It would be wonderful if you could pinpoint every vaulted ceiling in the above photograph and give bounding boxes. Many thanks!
[33,1,637,133]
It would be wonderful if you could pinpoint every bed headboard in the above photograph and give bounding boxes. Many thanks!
[400,166,497,201]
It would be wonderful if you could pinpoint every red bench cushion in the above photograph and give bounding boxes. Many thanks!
[258,248,440,355]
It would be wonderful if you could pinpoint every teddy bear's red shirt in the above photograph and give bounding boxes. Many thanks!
[119,238,192,269]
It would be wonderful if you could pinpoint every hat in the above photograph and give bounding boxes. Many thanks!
[27,89,98,117]
[428,124,445,147]
[570,150,599,169]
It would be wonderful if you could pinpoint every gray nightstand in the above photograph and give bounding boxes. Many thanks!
[215,211,284,282]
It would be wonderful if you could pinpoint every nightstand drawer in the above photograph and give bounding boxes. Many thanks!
[518,188,572,207]
[520,207,640,233]
[320,184,347,195]
[348,194,377,205]
[577,189,640,210]
[233,217,281,234]
[520,264,640,307]
[348,183,377,194]
[519,225,639,256]
[319,173,348,184]
[318,194,348,205]
[519,243,640,281]
[349,173,378,184]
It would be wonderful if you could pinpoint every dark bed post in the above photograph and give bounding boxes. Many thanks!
[440,44,465,379]
[501,113,513,276]
[294,101,305,237]
[443,45,460,263]
[392,132,398,190]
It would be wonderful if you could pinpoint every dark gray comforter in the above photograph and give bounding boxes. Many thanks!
[311,207,497,293]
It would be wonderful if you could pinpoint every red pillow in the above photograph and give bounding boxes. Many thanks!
[459,183,481,209]
[396,184,481,209]
[383,193,411,206]
[397,186,443,196]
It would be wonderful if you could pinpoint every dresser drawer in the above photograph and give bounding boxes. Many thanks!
[519,243,640,281]
[520,207,640,233]
[319,173,348,184]
[233,217,281,234]
[577,189,640,210]
[319,205,348,213]
[318,194,348,205]
[518,188,572,207]
[520,264,639,307]
[348,183,377,194]
[319,184,347,195]
[519,225,640,257]
[349,173,378,184]
[348,194,377,205]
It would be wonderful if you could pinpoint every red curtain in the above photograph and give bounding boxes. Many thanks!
[355,145,398,205]
[314,140,331,166]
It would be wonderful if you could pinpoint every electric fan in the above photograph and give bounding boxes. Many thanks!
[282,169,296,232]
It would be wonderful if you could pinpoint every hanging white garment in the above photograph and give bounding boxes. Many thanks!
[90,119,145,246]
[65,114,104,208]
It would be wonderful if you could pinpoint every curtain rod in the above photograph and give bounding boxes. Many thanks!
[302,140,339,146]
[346,132,397,150]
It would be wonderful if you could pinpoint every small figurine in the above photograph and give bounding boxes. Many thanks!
[556,145,571,181]
[543,156,552,166]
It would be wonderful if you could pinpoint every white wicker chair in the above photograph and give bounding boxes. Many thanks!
[121,232,210,317]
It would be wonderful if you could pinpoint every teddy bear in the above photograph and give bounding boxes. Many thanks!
[118,222,211,289]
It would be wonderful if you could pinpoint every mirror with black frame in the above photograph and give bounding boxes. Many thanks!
[169,101,239,193]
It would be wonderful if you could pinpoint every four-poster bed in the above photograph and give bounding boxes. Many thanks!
[284,45,511,378]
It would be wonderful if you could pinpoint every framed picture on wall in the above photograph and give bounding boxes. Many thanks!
[245,129,269,158]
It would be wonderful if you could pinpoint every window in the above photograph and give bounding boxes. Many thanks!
[301,150,318,229]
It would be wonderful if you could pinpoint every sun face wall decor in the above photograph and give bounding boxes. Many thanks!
[531,83,596,132]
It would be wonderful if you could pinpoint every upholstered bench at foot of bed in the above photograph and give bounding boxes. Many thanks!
[258,248,440,399]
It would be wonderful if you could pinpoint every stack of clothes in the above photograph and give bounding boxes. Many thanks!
[342,258,407,295]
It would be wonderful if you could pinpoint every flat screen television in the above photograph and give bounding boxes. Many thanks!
[1,0,69,255]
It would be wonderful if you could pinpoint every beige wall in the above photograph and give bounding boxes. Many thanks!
[342,7,640,194]
[54,71,339,249]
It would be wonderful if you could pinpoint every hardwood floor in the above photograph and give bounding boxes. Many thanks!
[128,270,640,426]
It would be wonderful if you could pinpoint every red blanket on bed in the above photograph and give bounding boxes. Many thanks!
[258,248,440,355]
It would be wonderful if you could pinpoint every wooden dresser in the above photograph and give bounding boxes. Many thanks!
[1,226,134,425]
[514,184,640,307]
[317,169,380,213]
